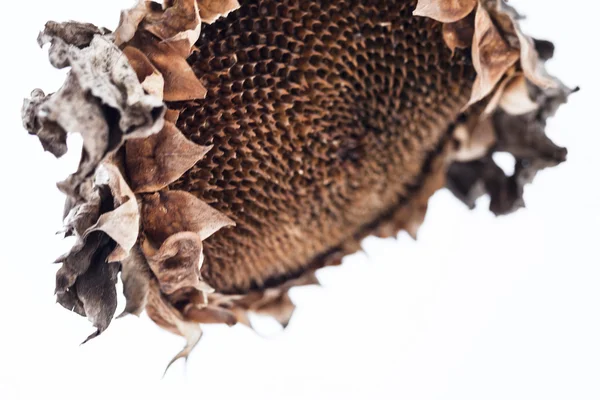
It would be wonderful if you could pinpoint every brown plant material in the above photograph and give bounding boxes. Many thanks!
[414,0,477,23]
[443,15,475,54]
[197,0,240,23]
[126,121,213,193]
[22,21,165,200]
[468,4,520,105]
[497,74,539,115]
[53,163,140,341]
[123,46,165,99]
[145,279,203,369]
[141,190,235,245]
[119,245,152,317]
[22,0,574,368]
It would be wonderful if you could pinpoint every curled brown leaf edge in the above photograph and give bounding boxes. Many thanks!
[22,0,575,369]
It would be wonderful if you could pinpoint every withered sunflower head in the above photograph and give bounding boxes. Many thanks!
[21,0,574,370]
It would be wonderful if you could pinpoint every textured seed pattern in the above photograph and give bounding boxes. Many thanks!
[170,0,475,294]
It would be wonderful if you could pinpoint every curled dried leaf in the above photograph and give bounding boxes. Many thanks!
[85,164,140,262]
[145,0,201,56]
[413,0,476,23]
[197,0,241,24]
[119,245,152,317]
[145,280,203,371]
[184,304,238,325]
[254,292,296,328]
[123,46,165,99]
[78,243,120,343]
[114,0,149,46]
[442,14,475,53]
[515,27,558,89]
[141,190,234,246]
[143,232,207,295]
[133,32,207,102]
[468,5,520,106]
[453,118,496,162]
[126,121,212,193]
[498,74,539,115]
[22,22,165,200]
[447,76,571,215]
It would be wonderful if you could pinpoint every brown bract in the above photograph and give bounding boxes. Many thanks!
[442,16,474,54]
[413,0,477,23]
[126,121,212,193]
[141,191,235,246]
[468,4,519,105]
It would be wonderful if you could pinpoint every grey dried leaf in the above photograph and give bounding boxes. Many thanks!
[22,22,165,199]
[55,232,107,293]
[38,21,109,49]
[78,243,120,344]
[114,0,150,46]
[21,90,67,157]
[119,245,152,317]
[447,78,572,215]
[84,164,140,262]
[453,119,496,162]
[56,288,86,317]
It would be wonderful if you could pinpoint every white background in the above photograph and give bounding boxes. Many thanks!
[0,1,598,399]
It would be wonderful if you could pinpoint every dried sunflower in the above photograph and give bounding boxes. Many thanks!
[21,0,575,368]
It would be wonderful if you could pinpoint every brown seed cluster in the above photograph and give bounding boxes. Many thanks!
[171,0,475,294]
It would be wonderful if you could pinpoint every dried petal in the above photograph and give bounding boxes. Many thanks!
[22,22,165,199]
[515,28,558,89]
[453,118,496,162]
[114,0,150,46]
[119,245,152,317]
[141,190,235,246]
[145,0,201,56]
[123,46,165,99]
[76,240,120,343]
[468,5,520,106]
[413,0,477,23]
[442,14,474,53]
[197,0,240,24]
[254,292,296,328]
[126,121,212,193]
[134,33,207,102]
[143,232,206,295]
[498,74,539,115]
[84,164,140,262]
[184,305,237,325]
[164,109,181,124]
[145,280,203,371]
